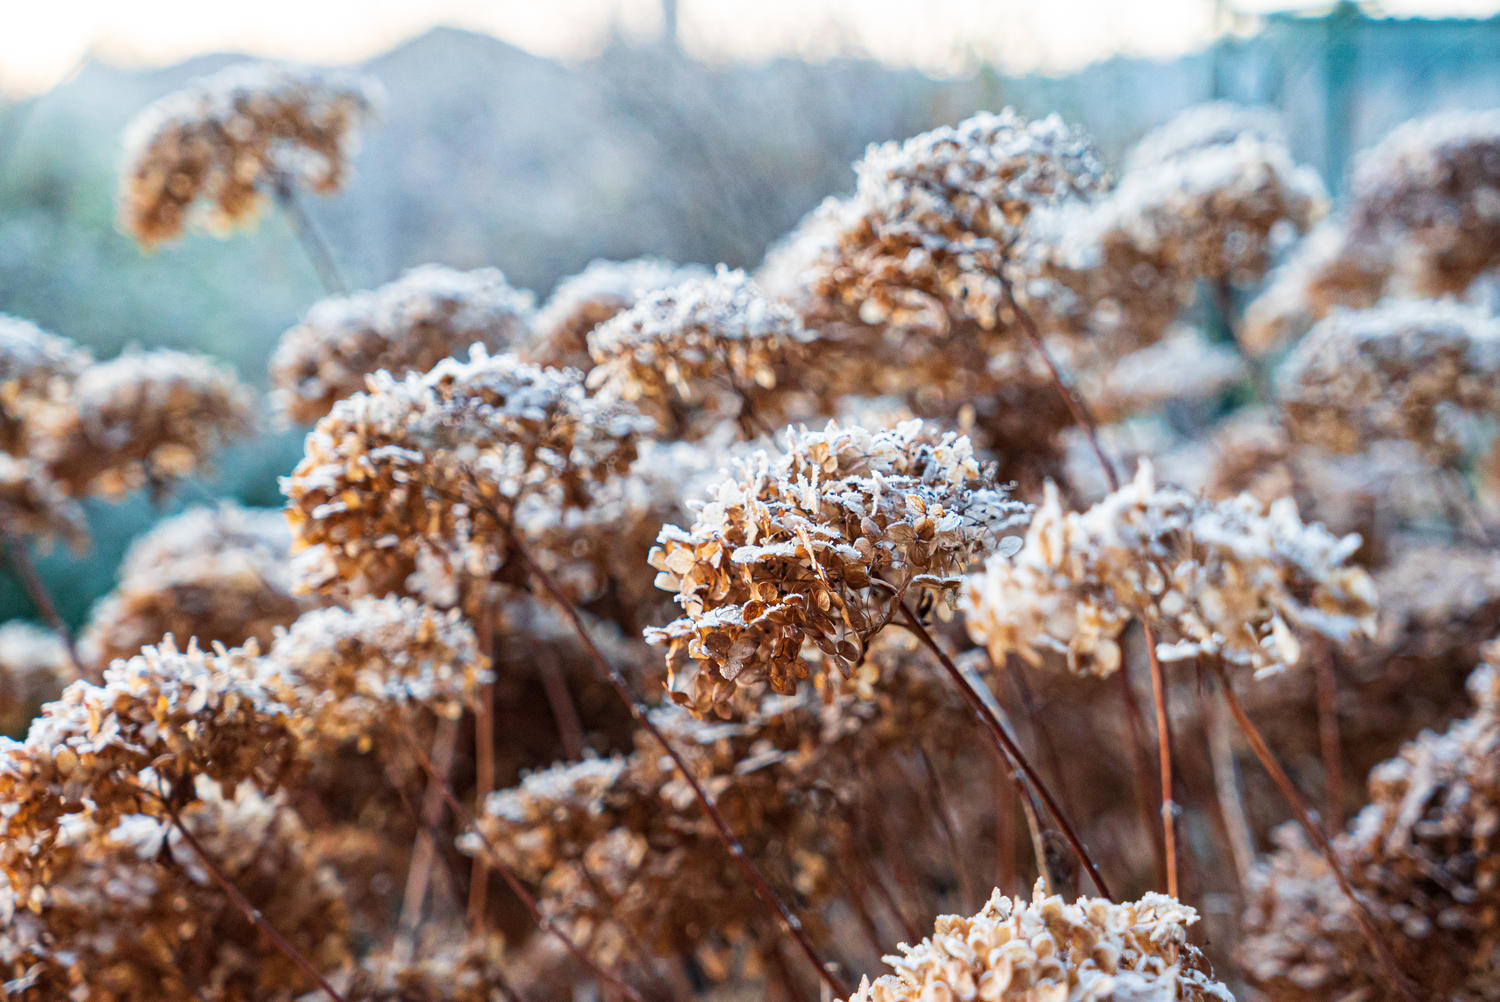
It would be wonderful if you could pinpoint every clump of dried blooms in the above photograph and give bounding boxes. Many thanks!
[963,461,1376,678]
[530,257,711,371]
[803,109,1106,335]
[270,265,536,424]
[0,455,87,550]
[81,503,306,670]
[646,420,1027,716]
[587,266,814,437]
[1276,300,1500,462]
[32,349,254,497]
[1124,101,1286,172]
[119,61,380,245]
[267,596,488,746]
[0,315,90,455]
[337,930,512,1002]
[1241,220,1392,357]
[1348,109,1500,293]
[0,639,299,903]
[284,346,652,597]
[0,624,71,738]
[0,781,349,1002]
[1090,328,1247,423]
[1239,653,1500,1000]
[843,881,1232,1002]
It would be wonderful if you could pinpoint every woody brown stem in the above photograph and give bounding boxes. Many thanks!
[1202,685,1255,885]
[397,715,460,957]
[1142,624,1180,899]
[1214,663,1419,1002]
[898,603,1112,899]
[272,174,347,296]
[502,527,848,998]
[163,804,348,1002]
[1116,660,1168,890]
[2,529,91,681]
[399,724,647,1002]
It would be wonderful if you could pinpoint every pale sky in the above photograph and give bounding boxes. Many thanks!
[4,0,1500,94]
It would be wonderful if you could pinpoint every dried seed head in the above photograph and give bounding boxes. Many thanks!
[0,315,90,456]
[1240,651,1500,1001]
[844,881,1231,1002]
[646,419,1027,716]
[268,596,489,746]
[1349,109,1500,293]
[32,349,254,498]
[270,265,536,424]
[1276,300,1500,462]
[119,61,380,245]
[1124,101,1287,173]
[963,461,1376,678]
[81,503,306,671]
[284,346,652,598]
[530,257,711,371]
[586,266,815,438]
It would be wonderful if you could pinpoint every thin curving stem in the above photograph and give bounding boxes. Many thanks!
[1142,623,1180,899]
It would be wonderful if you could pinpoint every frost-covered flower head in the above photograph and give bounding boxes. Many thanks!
[1124,101,1286,172]
[270,265,536,424]
[0,624,72,738]
[1348,109,1500,292]
[1276,300,1500,462]
[586,266,814,437]
[119,61,381,245]
[963,461,1376,678]
[267,596,489,746]
[0,316,90,456]
[32,349,254,498]
[284,346,651,597]
[80,503,305,671]
[0,455,87,551]
[843,881,1232,1002]
[530,257,711,371]
[804,109,1106,334]
[646,419,1028,716]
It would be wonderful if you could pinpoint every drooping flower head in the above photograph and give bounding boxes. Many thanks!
[119,61,381,245]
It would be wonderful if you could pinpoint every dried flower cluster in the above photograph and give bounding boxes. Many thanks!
[120,62,380,245]
[0,316,90,456]
[1276,300,1500,462]
[587,266,814,437]
[0,455,87,551]
[844,882,1232,1002]
[285,346,651,597]
[1240,652,1500,1000]
[270,265,536,424]
[964,462,1376,677]
[647,420,1027,715]
[1124,102,1287,172]
[530,257,710,371]
[0,624,71,738]
[30,349,255,497]
[81,503,306,670]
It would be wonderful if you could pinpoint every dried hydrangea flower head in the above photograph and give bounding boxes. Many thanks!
[285,346,651,597]
[0,315,90,456]
[32,349,254,498]
[586,266,815,438]
[963,461,1376,678]
[0,455,87,551]
[339,929,513,1002]
[1239,652,1500,1001]
[270,265,536,424]
[803,109,1106,335]
[81,503,306,671]
[470,698,849,975]
[0,623,71,738]
[1241,219,1392,357]
[0,638,299,909]
[646,419,1028,716]
[844,881,1232,1002]
[1348,109,1500,294]
[1276,300,1500,462]
[1090,327,1247,423]
[0,781,349,1002]
[1124,101,1287,172]
[530,257,711,371]
[119,61,380,245]
[267,596,489,747]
